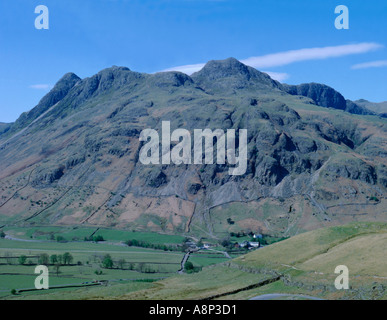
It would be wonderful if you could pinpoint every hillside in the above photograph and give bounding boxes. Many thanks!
[0,58,386,241]
[116,222,387,300]
[354,99,387,116]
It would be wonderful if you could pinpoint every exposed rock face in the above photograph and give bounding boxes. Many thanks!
[146,169,168,188]
[283,82,375,116]
[191,57,282,92]
[0,58,386,237]
[325,158,378,184]
[283,83,347,110]
[345,100,375,115]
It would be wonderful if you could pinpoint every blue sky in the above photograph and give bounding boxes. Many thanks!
[0,0,386,123]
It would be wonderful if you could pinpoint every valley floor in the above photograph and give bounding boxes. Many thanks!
[1,222,387,300]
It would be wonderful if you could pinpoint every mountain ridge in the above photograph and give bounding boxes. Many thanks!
[0,58,386,239]
[1,57,383,134]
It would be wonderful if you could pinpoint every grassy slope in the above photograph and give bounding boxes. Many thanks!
[234,222,387,272]
[116,222,387,300]
[117,266,269,300]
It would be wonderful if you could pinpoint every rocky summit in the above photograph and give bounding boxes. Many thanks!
[0,58,386,239]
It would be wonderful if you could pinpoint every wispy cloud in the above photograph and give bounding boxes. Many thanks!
[262,71,289,82]
[241,43,383,69]
[29,84,53,90]
[351,60,387,70]
[163,63,205,75]
[161,42,383,81]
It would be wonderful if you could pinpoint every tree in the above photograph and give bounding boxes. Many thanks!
[38,253,49,265]
[63,252,73,265]
[181,243,189,253]
[118,258,126,269]
[54,263,61,276]
[184,261,194,271]
[18,255,27,265]
[50,254,58,265]
[0,231,5,238]
[220,237,231,248]
[137,262,145,273]
[56,235,66,242]
[102,254,113,269]
[226,218,235,225]
[4,252,12,265]
[94,235,104,242]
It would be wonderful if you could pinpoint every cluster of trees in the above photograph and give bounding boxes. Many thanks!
[18,252,74,266]
[18,255,28,265]
[184,261,202,274]
[16,252,162,274]
[226,218,235,225]
[46,233,105,242]
[220,238,243,251]
[84,235,105,242]
[221,238,232,248]
[102,254,113,269]
[47,252,74,265]
[229,231,253,238]
[99,254,158,273]
[47,234,68,242]
[136,263,158,274]
[17,252,75,276]
[125,239,179,252]
[55,235,67,243]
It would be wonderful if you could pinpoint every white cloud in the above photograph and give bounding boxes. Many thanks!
[351,60,387,70]
[29,84,53,90]
[161,42,383,80]
[240,43,383,69]
[163,63,206,75]
[262,71,290,82]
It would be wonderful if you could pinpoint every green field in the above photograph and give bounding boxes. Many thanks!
[0,227,231,299]
[3,222,387,300]
[3,225,186,244]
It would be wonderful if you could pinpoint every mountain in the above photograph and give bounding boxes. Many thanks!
[282,82,347,110]
[283,83,375,115]
[0,58,386,239]
[354,99,387,116]
[345,99,376,115]
[191,57,282,92]
[0,122,10,134]
[4,73,81,136]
